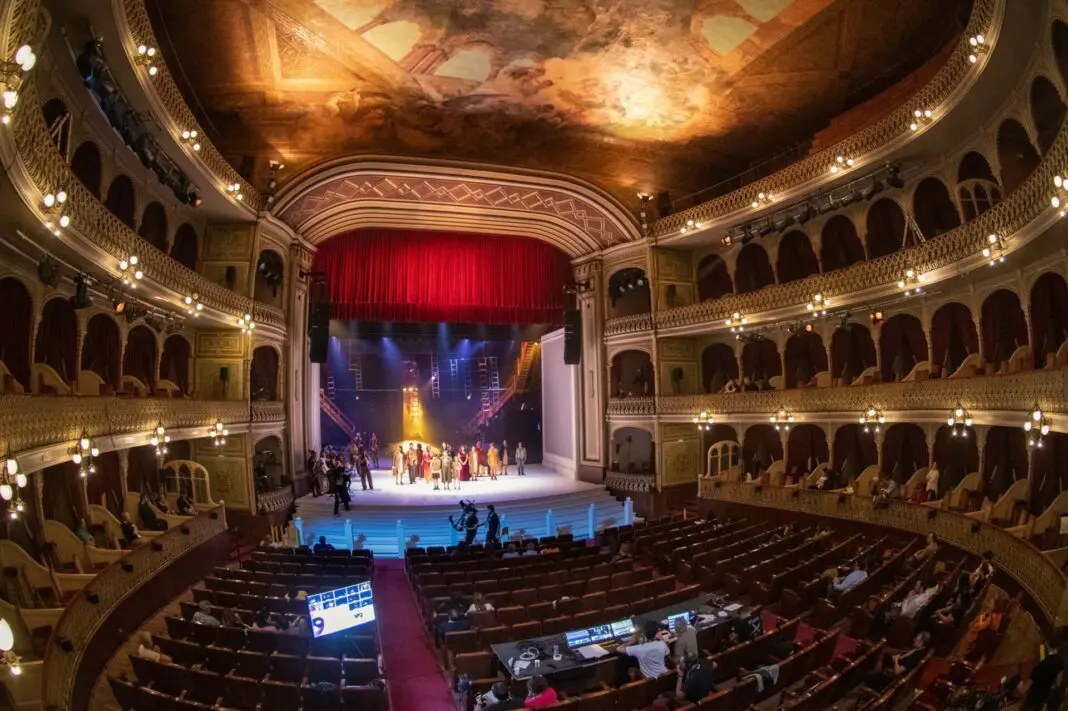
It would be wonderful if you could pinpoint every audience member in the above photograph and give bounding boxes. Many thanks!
[501,543,521,559]
[74,517,94,544]
[521,542,540,557]
[313,535,335,553]
[477,681,521,711]
[906,533,938,570]
[1022,641,1064,711]
[221,608,247,629]
[618,622,669,681]
[136,630,172,663]
[139,493,168,531]
[863,632,930,691]
[119,512,141,547]
[668,616,698,663]
[286,586,308,602]
[436,608,471,642]
[831,561,868,594]
[468,591,494,614]
[523,675,558,708]
[611,541,633,564]
[192,600,221,627]
[252,609,277,631]
[176,490,194,515]
[925,465,941,501]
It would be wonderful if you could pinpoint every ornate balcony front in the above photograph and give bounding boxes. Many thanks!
[606,397,657,417]
[605,313,653,338]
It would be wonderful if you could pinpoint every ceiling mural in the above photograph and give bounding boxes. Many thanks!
[149,0,971,204]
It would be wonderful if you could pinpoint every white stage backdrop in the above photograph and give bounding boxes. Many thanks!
[540,328,578,479]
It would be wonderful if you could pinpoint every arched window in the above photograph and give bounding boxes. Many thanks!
[776,231,819,283]
[881,424,928,483]
[820,216,864,271]
[743,425,782,478]
[35,298,78,383]
[930,302,978,377]
[912,178,960,239]
[957,152,1001,221]
[879,314,927,382]
[864,199,906,259]
[41,98,71,155]
[0,278,32,389]
[138,202,168,252]
[611,350,654,397]
[696,254,732,301]
[611,428,654,474]
[832,425,878,481]
[996,119,1040,195]
[251,346,280,400]
[980,289,1028,372]
[733,244,774,293]
[70,141,103,198]
[830,323,877,385]
[123,325,157,390]
[787,425,828,478]
[105,175,137,228]
[81,314,121,390]
[160,334,191,395]
[1031,76,1067,155]
[700,344,737,393]
[741,338,781,384]
[171,223,199,270]
[254,250,286,306]
[1030,272,1068,367]
[783,331,827,388]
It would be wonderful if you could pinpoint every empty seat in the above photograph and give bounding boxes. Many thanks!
[184,668,228,706]
[307,655,343,685]
[259,680,302,711]
[201,646,236,675]
[269,653,306,683]
[496,606,527,626]
[237,650,271,680]
[342,657,379,685]
[342,685,388,711]
[223,674,263,710]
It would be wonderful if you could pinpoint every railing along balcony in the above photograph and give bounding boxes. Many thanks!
[606,397,657,416]
[605,312,654,337]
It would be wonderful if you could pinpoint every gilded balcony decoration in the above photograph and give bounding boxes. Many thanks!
[605,313,654,337]
[698,481,1068,628]
[651,0,998,237]
[115,0,263,212]
[606,397,656,417]
[0,397,283,455]
[606,471,655,494]
[257,487,294,514]
[654,369,1068,420]
[5,83,285,330]
[251,401,286,424]
[42,507,228,709]
[654,102,1063,332]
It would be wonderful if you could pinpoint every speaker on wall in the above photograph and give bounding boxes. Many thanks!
[657,191,672,218]
[308,302,330,364]
[563,308,581,365]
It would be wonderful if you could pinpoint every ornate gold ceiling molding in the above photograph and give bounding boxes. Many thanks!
[273,157,642,258]
[650,0,1002,239]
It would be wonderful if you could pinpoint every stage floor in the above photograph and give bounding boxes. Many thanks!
[292,465,626,557]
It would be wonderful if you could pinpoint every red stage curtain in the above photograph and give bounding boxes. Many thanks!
[313,230,572,324]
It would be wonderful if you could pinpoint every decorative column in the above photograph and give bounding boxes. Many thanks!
[288,243,316,475]
[31,470,45,545]
[575,259,607,473]
[734,340,745,382]
[974,425,989,478]
[873,429,886,472]
[117,448,129,507]
[823,328,834,385]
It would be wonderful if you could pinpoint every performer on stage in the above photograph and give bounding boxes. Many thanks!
[516,441,527,476]
[473,442,485,479]
[430,449,442,491]
[457,446,470,482]
[487,442,500,480]
[442,447,454,491]
[370,433,379,469]
[407,444,419,485]
[422,445,432,483]
[501,440,510,476]
[392,445,405,485]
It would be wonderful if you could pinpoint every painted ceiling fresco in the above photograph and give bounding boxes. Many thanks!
[149,0,971,203]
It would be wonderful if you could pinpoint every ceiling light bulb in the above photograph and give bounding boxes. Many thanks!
[71,452,82,464]
[0,485,10,501]
[148,66,158,76]
[15,44,36,71]
[0,618,13,652]
[14,473,26,487]
[137,44,147,55]
[2,90,17,110]
[43,193,55,207]
[147,47,156,57]
[1041,424,1050,435]
[119,259,129,271]
[129,255,138,265]
[134,270,143,280]
[59,215,70,228]
[1033,410,1043,421]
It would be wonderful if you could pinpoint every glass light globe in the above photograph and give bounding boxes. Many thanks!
[80,436,90,450]
[14,474,25,489]
[1041,425,1050,435]
[0,484,11,501]
[1025,421,1033,431]
[15,44,35,71]
[1033,410,1042,421]
[0,618,13,651]
[71,452,82,464]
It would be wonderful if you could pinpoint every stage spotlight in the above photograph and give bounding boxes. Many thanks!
[757,221,774,238]
[886,166,905,189]
[797,204,817,224]
[113,300,126,315]
[69,276,92,310]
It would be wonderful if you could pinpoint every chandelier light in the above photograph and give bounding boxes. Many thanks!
[150,421,170,458]
[135,44,159,76]
[183,293,203,316]
[725,311,747,334]
[750,192,772,209]
[226,183,244,201]
[119,255,143,287]
[967,34,988,64]
[1024,405,1051,449]
[770,408,795,432]
[41,189,71,235]
[947,404,973,437]
[692,411,714,432]
[0,451,26,504]
[0,44,37,125]
[70,431,99,478]
[678,218,703,235]
[909,108,933,132]
[237,313,255,333]
[806,292,831,316]
[0,618,21,676]
[829,155,855,174]
[180,129,201,152]
[897,268,926,296]
[209,420,228,446]
[982,233,1007,266]
[1051,175,1068,217]
[859,406,886,434]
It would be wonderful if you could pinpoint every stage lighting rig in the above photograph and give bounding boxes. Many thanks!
[564,280,592,295]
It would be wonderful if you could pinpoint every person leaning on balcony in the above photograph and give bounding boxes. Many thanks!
[925,465,941,501]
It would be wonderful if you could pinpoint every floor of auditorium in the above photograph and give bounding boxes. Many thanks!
[293,466,627,557]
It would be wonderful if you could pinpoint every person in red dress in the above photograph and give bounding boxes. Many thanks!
[422,446,432,483]
[457,446,470,482]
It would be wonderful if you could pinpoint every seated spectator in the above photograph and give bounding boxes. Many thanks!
[741,376,758,392]
[906,533,938,570]
[655,653,717,708]
[1022,640,1064,711]
[436,608,471,642]
[154,491,170,514]
[74,517,94,544]
[873,478,897,507]
[611,541,633,564]
[313,535,335,553]
[438,590,470,616]
[252,609,277,631]
[863,632,930,691]
[476,681,520,711]
[261,534,283,549]
[286,586,308,602]
[139,493,167,531]
[968,550,995,592]
[286,616,310,636]
[831,561,868,594]
[665,616,698,663]
[192,600,221,627]
[722,378,738,394]
[523,675,558,708]
[618,622,669,681]
[221,608,247,629]
[501,543,521,559]
[468,592,494,614]
[119,513,141,547]
[521,542,540,557]
[894,581,940,621]
[136,630,173,663]
[176,491,194,515]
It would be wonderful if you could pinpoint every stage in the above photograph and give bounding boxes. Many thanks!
[291,465,626,558]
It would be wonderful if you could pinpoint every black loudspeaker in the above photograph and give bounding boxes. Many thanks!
[657,191,672,218]
[219,366,229,382]
[308,302,330,364]
[563,309,581,365]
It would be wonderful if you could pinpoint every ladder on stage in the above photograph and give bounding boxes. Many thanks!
[320,391,357,441]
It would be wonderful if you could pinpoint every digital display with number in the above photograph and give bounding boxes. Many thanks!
[307,582,375,638]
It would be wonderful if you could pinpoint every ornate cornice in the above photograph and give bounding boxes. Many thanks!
[114,0,263,212]
[651,369,1068,423]
[650,0,1000,239]
[273,157,641,257]
[42,507,228,708]
[3,83,285,331]
[699,481,1068,627]
[257,487,294,514]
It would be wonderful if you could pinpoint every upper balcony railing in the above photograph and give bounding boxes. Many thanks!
[604,313,653,338]
[649,0,998,239]
[6,82,286,330]
[0,396,283,454]
[614,368,1068,420]
[113,0,264,212]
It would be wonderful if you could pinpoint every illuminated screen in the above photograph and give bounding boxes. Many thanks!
[307,582,375,638]
[565,619,633,648]
[665,611,695,628]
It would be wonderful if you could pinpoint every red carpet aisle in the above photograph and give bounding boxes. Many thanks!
[376,559,456,711]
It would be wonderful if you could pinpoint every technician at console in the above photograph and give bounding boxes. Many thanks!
[617,621,670,682]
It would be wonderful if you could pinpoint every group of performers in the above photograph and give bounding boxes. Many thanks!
[391,440,528,490]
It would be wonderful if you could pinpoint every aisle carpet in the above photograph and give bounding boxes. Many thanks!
[376,559,456,711]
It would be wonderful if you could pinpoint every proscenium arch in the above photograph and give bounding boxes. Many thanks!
[273,157,641,257]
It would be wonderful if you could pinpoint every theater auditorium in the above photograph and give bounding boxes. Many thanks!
[0,0,1067,709]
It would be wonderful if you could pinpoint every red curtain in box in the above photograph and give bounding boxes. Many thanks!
[313,230,572,325]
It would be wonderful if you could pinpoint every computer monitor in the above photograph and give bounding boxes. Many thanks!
[664,610,695,628]
[565,628,592,648]
[307,581,375,638]
[610,618,635,639]
[564,618,634,649]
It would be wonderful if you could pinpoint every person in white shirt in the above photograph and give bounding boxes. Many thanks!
[619,622,669,681]
[925,466,940,501]
[515,442,527,476]
[832,562,868,594]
